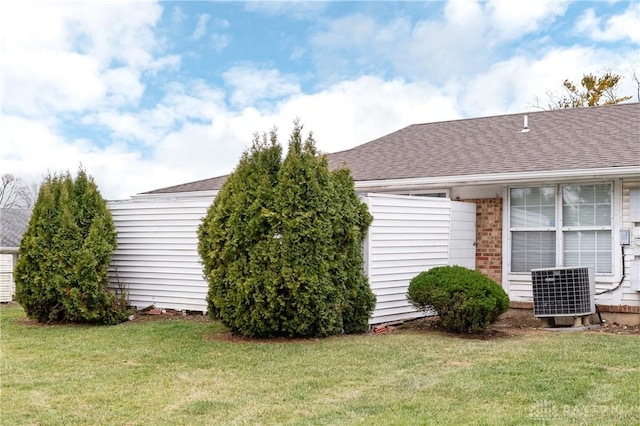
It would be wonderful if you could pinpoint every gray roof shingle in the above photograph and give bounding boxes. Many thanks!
[145,103,640,194]
[0,208,31,248]
[144,175,229,195]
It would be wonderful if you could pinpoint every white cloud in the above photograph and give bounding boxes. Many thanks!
[0,0,170,116]
[85,80,226,146]
[2,0,637,203]
[103,67,144,106]
[211,33,230,53]
[487,0,569,40]
[575,3,640,43]
[2,73,462,199]
[139,75,461,194]
[191,13,210,41]
[460,45,634,117]
[244,1,327,19]
[272,77,460,154]
[0,115,146,199]
[223,67,301,107]
[213,18,230,29]
[310,0,572,83]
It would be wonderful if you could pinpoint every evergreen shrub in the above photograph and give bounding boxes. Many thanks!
[198,122,375,338]
[15,169,126,324]
[407,266,508,333]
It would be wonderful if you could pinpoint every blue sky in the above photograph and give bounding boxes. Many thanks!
[1,1,638,199]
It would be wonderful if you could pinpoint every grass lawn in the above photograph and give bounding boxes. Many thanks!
[1,304,639,425]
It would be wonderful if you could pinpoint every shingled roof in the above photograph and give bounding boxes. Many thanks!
[144,174,229,195]
[146,102,640,194]
[0,208,31,249]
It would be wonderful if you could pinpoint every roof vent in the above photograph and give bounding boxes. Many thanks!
[521,115,529,133]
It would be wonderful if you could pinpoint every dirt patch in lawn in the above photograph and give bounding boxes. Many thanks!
[7,302,639,336]
[495,309,640,336]
[123,308,211,324]
[394,308,640,338]
[113,309,640,337]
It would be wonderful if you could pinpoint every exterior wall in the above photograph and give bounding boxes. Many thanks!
[108,193,215,312]
[505,178,640,313]
[363,193,453,324]
[462,198,502,284]
[109,192,473,324]
[449,201,476,269]
[620,177,640,309]
[0,253,14,302]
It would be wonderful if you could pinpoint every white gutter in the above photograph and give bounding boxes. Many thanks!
[108,190,220,202]
[133,190,219,199]
[354,166,640,192]
[0,247,19,254]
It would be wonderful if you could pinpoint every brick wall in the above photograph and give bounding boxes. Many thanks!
[511,301,640,314]
[462,198,503,285]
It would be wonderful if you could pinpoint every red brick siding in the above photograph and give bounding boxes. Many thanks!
[462,198,503,285]
[596,304,640,314]
[510,301,640,314]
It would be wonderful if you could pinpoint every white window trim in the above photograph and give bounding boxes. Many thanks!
[356,189,450,198]
[504,180,623,285]
[396,189,450,198]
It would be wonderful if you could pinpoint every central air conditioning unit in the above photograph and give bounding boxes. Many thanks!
[531,267,595,317]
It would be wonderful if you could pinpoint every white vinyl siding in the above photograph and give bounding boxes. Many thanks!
[621,178,640,306]
[0,254,14,303]
[363,194,476,324]
[108,194,214,312]
[108,192,476,323]
[449,201,476,269]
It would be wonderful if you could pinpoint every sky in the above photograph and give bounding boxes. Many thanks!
[1,0,638,200]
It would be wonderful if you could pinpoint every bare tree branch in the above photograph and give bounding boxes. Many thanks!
[0,174,34,209]
[630,65,640,103]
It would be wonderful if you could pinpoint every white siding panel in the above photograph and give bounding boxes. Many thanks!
[373,309,425,324]
[449,201,477,269]
[0,254,13,303]
[108,194,214,312]
[108,191,480,321]
[621,178,640,306]
[506,278,533,303]
[364,193,452,324]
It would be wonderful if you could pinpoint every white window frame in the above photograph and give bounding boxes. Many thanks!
[397,189,450,198]
[506,181,620,280]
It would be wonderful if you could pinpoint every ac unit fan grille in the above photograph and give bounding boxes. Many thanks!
[531,267,595,317]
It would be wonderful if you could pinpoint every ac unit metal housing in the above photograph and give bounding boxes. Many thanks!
[531,267,595,317]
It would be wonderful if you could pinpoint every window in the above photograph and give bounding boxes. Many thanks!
[562,184,612,273]
[509,183,612,274]
[399,191,448,198]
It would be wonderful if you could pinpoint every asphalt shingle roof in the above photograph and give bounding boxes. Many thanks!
[145,103,640,194]
[0,208,31,248]
[144,175,229,195]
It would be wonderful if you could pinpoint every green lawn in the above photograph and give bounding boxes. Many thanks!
[1,304,639,425]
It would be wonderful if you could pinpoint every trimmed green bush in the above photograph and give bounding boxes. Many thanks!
[407,266,509,333]
[14,169,126,324]
[198,122,375,338]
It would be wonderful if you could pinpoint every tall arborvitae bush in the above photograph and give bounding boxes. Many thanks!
[329,168,376,334]
[15,169,125,324]
[198,122,375,338]
[198,131,283,336]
